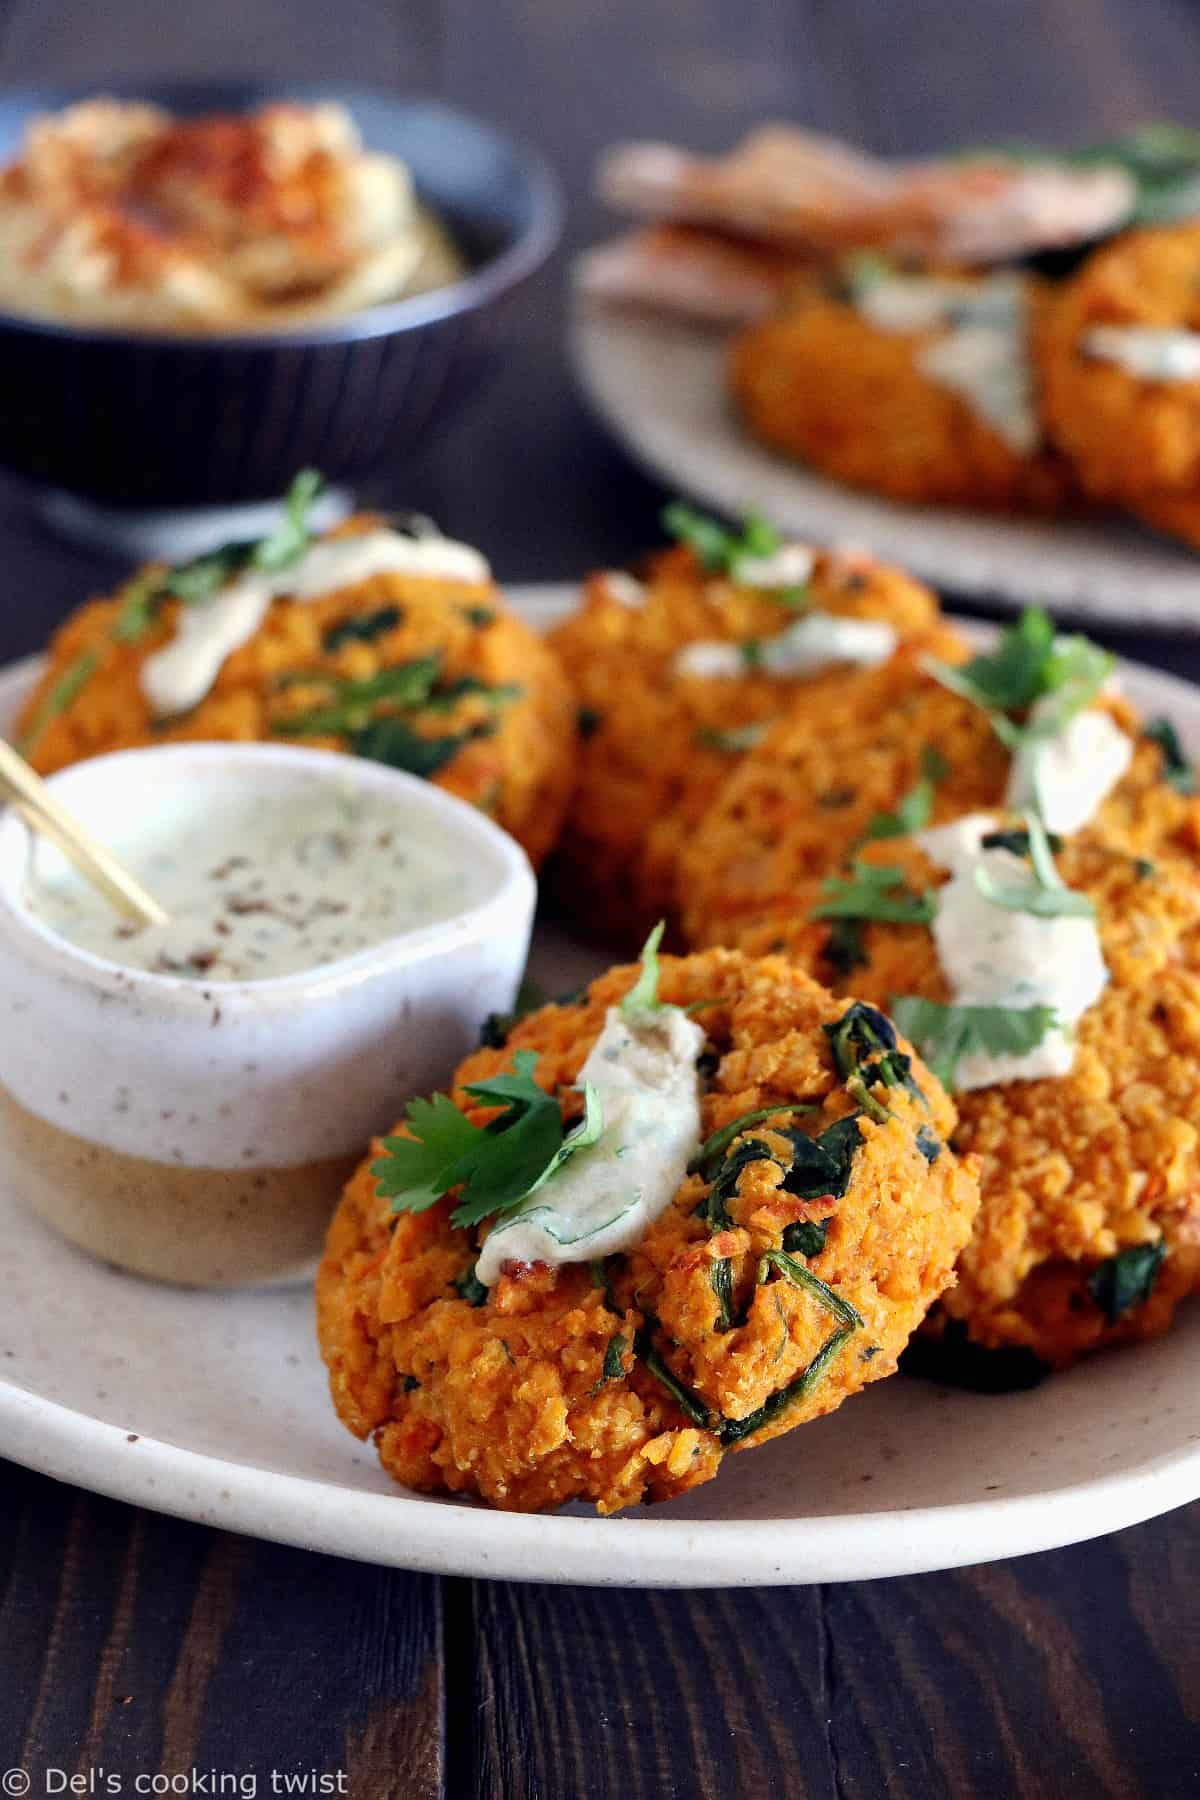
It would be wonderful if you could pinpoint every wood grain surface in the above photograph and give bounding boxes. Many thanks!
[1,1,1200,1796]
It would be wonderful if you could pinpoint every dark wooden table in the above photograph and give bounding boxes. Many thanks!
[3,2,1200,1795]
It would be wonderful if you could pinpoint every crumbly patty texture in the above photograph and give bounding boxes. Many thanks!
[679,660,1199,952]
[545,541,952,945]
[316,948,980,1514]
[686,821,1200,1370]
[730,282,1077,512]
[17,523,575,869]
[1038,224,1200,506]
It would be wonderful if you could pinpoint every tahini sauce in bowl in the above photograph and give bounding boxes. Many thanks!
[0,742,535,1286]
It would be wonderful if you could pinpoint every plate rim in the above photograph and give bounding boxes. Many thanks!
[3,611,1200,1586]
[569,296,1200,633]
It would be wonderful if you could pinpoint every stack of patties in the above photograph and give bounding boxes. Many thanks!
[679,607,1200,1372]
[547,503,959,942]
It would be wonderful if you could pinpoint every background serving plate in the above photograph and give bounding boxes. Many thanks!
[572,300,1200,633]
[1,588,1198,1587]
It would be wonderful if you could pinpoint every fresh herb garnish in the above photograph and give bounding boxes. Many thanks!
[322,606,403,651]
[890,995,1058,1090]
[18,471,326,757]
[859,745,948,842]
[925,607,1112,751]
[622,922,666,1018]
[373,1049,603,1231]
[813,863,936,927]
[1088,1241,1166,1322]
[1145,717,1197,793]
[661,501,780,577]
[463,605,496,629]
[1135,857,1156,881]
[974,812,1096,919]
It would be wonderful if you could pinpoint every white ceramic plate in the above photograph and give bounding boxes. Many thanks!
[571,299,1200,632]
[2,591,1199,1588]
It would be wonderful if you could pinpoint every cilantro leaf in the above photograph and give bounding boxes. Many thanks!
[372,1092,481,1213]
[859,745,948,842]
[1145,716,1197,793]
[1088,1241,1166,1322]
[927,607,1058,711]
[661,501,780,577]
[254,469,324,572]
[813,863,936,927]
[973,813,1096,919]
[890,995,1058,1089]
[925,608,1112,747]
[372,1049,605,1232]
[622,921,666,1018]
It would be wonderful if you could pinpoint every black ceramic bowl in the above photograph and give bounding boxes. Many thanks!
[0,79,562,507]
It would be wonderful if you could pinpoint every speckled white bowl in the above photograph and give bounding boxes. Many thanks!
[0,742,536,1287]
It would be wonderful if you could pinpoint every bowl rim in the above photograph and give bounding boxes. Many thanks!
[0,739,538,1011]
[0,80,565,350]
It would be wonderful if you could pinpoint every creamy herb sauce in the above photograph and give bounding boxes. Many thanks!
[1005,701,1133,834]
[141,529,492,719]
[475,1001,704,1285]
[601,571,647,608]
[672,610,896,681]
[919,813,1107,1089]
[854,272,1039,454]
[24,783,481,981]
[732,544,815,588]
[1083,325,1200,382]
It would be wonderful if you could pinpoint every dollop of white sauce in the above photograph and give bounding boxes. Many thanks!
[1005,701,1133,834]
[475,1001,705,1285]
[854,272,1038,454]
[733,544,816,589]
[141,528,491,719]
[918,813,1108,1090]
[672,610,897,681]
[1083,325,1200,383]
[601,571,646,608]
